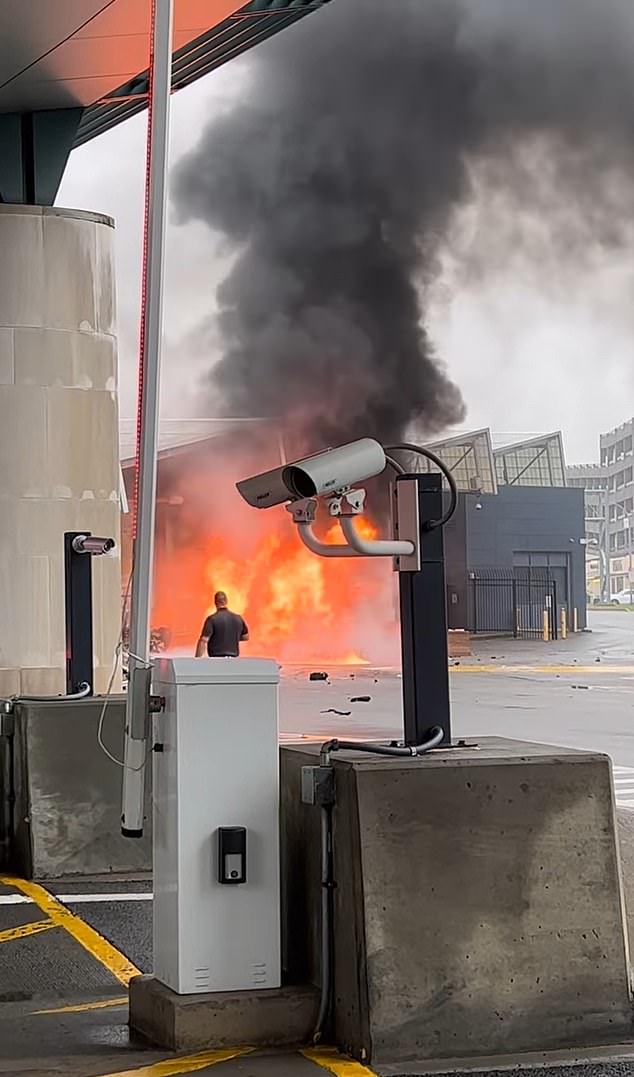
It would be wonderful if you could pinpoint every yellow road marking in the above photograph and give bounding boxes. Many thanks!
[31,996,128,1015]
[96,1047,253,1077]
[0,876,140,987]
[302,1047,376,1076]
[0,919,57,944]
[450,664,634,674]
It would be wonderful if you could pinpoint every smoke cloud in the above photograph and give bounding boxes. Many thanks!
[173,0,634,450]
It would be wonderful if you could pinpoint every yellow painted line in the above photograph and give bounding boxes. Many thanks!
[450,664,634,674]
[0,876,140,987]
[0,918,57,944]
[96,1047,253,1077]
[31,995,128,1015]
[302,1047,376,1076]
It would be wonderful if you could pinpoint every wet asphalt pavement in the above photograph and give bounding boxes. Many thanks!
[280,610,634,766]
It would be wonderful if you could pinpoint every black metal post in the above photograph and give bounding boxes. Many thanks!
[64,532,95,695]
[398,473,452,747]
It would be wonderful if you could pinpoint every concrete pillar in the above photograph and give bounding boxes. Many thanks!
[0,205,121,696]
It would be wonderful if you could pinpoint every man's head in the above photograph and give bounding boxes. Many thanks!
[214,591,228,610]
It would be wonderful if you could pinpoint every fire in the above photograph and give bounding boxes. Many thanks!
[148,454,400,666]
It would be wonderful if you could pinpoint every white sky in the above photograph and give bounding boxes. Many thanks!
[57,57,634,467]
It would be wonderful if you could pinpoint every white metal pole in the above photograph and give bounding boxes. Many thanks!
[122,0,173,836]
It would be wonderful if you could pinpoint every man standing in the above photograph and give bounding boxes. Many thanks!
[195,591,249,658]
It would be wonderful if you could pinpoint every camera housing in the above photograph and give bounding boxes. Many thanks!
[71,534,116,555]
[235,464,294,510]
[236,439,387,509]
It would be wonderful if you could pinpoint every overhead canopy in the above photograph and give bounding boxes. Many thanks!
[119,416,282,466]
[0,0,331,202]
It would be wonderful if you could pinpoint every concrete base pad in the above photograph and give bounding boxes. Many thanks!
[129,976,319,1052]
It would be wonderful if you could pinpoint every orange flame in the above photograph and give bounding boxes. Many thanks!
[148,457,399,666]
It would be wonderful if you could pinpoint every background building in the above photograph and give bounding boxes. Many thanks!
[567,417,634,602]
[601,418,634,598]
[566,464,608,601]
[426,431,586,635]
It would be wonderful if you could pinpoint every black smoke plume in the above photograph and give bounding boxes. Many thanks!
[173,0,634,449]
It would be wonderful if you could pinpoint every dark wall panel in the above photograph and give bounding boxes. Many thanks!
[445,487,587,630]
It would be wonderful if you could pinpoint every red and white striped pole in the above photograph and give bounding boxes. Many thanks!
[122,0,174,837]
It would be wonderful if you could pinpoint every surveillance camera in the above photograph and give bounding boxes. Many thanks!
[236,438,386,509]
[71,534,116,555]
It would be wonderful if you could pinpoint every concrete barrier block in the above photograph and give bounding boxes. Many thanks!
[12,696,151,878]
[617,808,634,955]
[281,738,633,1066]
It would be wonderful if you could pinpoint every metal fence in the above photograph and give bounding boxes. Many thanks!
[468,569,560,639]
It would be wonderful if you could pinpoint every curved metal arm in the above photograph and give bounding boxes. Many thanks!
[298,522,360,557]
[339,516,415,557]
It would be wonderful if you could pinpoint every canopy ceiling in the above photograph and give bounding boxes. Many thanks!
[0,0,331,147]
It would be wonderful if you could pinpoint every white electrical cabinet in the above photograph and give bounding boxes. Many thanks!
[152,657,281,994]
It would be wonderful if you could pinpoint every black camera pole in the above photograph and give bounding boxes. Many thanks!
[397,472,452,747]
[64,532,115,695]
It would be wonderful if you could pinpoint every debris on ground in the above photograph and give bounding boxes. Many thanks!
[309,671,328,681]
[321,708,352,716]
[571,684,590,690]
[350,695,372,703]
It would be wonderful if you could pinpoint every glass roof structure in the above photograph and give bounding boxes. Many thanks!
[402,429,498,494]
[119,421,568,497]
[399,429,567,494]
[493,432,567,488]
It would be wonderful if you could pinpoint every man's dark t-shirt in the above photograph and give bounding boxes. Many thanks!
[201,609,248,657]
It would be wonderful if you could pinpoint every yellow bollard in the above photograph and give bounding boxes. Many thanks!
[560,607,567,640]
[573,607,579,633]
[543,609,549,642]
